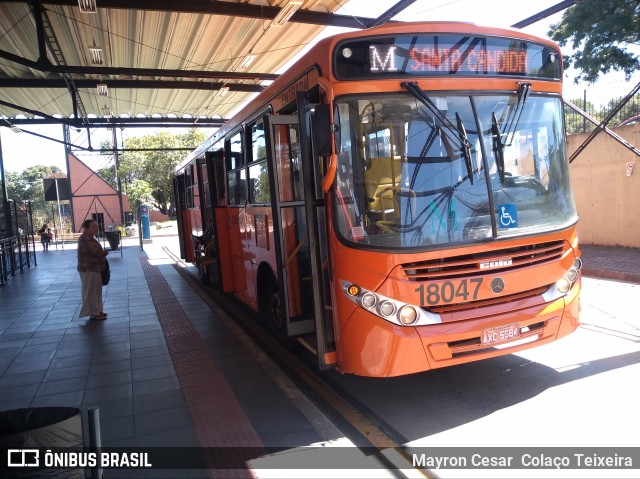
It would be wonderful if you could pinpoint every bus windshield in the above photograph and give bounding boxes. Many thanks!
[334,93,577,249]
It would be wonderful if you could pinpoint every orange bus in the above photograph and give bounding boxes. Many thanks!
[174,21,582,377]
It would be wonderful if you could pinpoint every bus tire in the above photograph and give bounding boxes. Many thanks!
[258,267,284,332]
[269,283,285,332]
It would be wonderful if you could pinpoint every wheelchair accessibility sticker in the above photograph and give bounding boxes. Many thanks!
[498,203,518,228]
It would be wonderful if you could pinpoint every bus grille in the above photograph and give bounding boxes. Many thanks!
[401,240,565,281]
[426,285,549,315]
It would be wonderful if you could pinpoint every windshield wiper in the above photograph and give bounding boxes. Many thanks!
[503,82,531,146]
[491,82,530,181]
[456,112,474,185]
[491,112,505,180]
[401,81,474,183]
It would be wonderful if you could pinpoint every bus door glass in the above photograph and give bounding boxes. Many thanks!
[173,176,187,259]
[205,152,233,292]
[265,111,336,369]
[264,115,316,336]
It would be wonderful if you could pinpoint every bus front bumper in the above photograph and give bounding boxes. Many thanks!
[337,281,580,377]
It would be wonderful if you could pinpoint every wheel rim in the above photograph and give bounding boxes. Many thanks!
[270,290,284,331]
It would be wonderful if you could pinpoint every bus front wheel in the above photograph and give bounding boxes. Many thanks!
[269,284,285,332]
[258,271,285,333]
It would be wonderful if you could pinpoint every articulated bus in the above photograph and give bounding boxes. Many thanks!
[174,22,581,377]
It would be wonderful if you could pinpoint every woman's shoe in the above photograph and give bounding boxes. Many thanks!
[90,314,107,320]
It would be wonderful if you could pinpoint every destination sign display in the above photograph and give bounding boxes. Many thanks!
[334,35,561,80]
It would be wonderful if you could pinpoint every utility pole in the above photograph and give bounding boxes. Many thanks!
[112,127,125,226]
[54,176,65,249]
[0,130,14,238]
[63,124,76,233]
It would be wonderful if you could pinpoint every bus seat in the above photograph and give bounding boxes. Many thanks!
[364,156,402,222]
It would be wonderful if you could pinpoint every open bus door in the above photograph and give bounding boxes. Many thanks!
[204,150,234,291]
[173,177,186,260]
[264,106,336,370]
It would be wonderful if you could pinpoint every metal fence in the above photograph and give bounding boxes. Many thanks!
[0,201,37,286]
[564,82,640,135]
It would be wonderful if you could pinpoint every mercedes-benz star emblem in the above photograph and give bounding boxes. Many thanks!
[491,277,505,294]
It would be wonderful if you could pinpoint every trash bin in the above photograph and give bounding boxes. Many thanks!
[105,231,120,250]
[0,407,85,478]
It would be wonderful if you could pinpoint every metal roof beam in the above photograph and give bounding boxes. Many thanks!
[5,117,227,128]
[0,98,60,120]
[0,78,266,92]
[3,0,378,29]
[0,50,279,82]
[369,0,416,28]
[0,99,227,127]
[28,0,51,67]
[511,0,580,28]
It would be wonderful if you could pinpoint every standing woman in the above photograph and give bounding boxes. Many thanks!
[77,219,109,320]
[38,224,51,251]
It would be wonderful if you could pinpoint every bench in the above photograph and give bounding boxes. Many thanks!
[58,233,82,242]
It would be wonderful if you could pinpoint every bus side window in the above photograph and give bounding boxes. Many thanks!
[226,131,246,206]
[248,162,270,204]
[227,169,247,206]
[186,165,196,208]
[248,118,270,204]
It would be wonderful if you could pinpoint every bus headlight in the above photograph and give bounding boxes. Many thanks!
[378,301,396,317]
[340,280,442,327]
[556,277,571,293]
[564,257,583,286]
[361,292,377,308]
[399,305,418,325]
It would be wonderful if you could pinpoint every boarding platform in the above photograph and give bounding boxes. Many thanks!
[0,235,360,478]
[0,234,639,478]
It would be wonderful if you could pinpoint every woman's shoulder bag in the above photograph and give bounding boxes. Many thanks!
[101,259,111,286]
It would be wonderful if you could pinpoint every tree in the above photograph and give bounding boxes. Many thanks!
[127,179,155,220]
[99,128,207,216]
[564,97,599,134]
[548,0,640,83]
[96,139,117,189]
[602,93,640,126]
[5,165,64,229]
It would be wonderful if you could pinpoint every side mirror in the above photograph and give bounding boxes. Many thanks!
[312,104,341,157]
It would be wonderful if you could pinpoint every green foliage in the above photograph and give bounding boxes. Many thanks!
[5,165,64,229]
[97,166,117,189]
[96,139,117,189]
[548,0,640,83]
[604,94,640,126]
[127,179,155,217]
[564,93,640,134]
[564,98,598,134]
[100,129,207,215]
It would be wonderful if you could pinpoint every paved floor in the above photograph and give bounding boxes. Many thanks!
[0,236,638,478]
[579,244,640,283]
[0,236,343,478]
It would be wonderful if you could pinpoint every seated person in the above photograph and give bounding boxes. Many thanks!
[192,218,215,253]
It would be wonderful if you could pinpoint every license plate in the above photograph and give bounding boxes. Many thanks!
[481,323,520,345]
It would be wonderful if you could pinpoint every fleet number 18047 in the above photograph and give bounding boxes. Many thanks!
[415,278,483,306]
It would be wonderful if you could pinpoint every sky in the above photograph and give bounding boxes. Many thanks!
[1,0,639,175]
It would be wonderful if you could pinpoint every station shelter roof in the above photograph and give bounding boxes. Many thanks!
[0,0,424,130]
